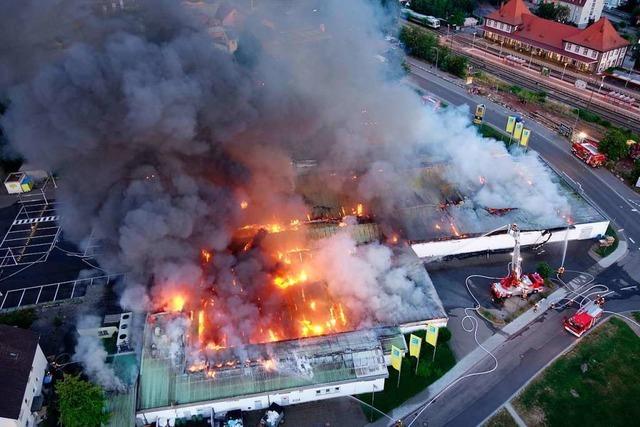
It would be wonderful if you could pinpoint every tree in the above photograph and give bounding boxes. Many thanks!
[534,3,569,22]
[56,375,109,427]
[599,128,631,161]
[536,262,553,279]
[442,53,468,77]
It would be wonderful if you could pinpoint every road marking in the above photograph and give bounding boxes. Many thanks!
[620,285,638,291]
[630,237,636,244]
[12,215,59,226]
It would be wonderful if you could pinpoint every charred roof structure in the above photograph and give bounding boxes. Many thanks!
[293,159,608,259]
[136,312,413,423]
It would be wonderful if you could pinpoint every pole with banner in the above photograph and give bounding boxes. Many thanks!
[513,121,524,142]
[409,334,422,374]
[391,345,403,388]
[426,324,439,362]
[520,128,531,149]
[506,116,516,145]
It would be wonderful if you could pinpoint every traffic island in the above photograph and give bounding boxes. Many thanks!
[591,225,619,259]
[513,318,640,426]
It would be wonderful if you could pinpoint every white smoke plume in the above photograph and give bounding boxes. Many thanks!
[73,315,124,391]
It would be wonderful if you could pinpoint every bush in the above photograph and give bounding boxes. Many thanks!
[536,261,553,279]
[437,327,452,345]
[0,309,37,329]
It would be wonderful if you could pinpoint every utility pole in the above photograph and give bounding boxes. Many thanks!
[432,46,439,70]
[571,78,596,138]
[561,62,568,81]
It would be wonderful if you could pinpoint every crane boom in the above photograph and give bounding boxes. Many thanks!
[509,224,521,281]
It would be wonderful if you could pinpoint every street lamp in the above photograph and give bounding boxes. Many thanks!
[499,39,505,58]
[571,81,596,138]
[561,62,568,81]
[432,46,439,70]
[472,32,477,48]
[597,75,605,95]
[528,48,534,69]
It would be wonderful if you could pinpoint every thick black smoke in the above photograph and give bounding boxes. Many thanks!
[0,0,569,387]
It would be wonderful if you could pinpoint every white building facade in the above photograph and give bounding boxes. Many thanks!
[0,327,48,427]
[553,0,605,27]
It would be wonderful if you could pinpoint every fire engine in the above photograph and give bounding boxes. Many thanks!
[491,224,545,300]
[571,140,606,167]
[563,296,605,337]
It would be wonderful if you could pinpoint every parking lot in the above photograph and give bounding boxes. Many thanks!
[0,199,60,266]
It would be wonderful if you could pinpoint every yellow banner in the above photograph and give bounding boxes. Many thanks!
[513,122,524,140]
[506,116,516,133]
[520,129,531,146]
[426,324,439,347]
[391,345,403,371]
[409,334,422,358]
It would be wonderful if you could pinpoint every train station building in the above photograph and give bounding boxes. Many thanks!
[482,0,629,74]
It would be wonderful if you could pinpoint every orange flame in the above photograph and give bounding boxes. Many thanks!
[201,249,212,263]
[168,295,186,312]
[261,358,277,371]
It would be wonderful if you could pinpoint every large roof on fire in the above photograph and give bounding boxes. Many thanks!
[294,159,605,244]
[138,317,404,411]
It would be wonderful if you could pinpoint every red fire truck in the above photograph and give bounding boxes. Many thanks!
[563,297,605,338]
[571,140,606,167]
[491,224,545,300]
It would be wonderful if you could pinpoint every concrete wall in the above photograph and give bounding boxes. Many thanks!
[136,378,386,424]
[410,221,609,258]
[0,417,20,427]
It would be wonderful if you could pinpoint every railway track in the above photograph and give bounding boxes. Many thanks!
[398,20,640,131]
[469,57,640,133]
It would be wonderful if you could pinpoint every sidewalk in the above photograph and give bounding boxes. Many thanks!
[367,239,628,427]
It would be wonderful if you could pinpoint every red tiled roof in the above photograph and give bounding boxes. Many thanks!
[486,0,531,26]
[565,18,629,51]
[483,26,598,64]
[518,14,581,51]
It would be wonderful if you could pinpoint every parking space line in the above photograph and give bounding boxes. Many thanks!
[0,274,123,311]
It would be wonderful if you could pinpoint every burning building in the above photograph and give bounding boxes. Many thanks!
[0,1,610,423]
[136,315,406,423]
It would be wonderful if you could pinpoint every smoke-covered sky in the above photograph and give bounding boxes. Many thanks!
[0,0,570,387]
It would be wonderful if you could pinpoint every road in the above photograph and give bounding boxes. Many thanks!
[402,61,640,427]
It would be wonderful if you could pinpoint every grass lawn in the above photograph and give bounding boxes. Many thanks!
[595,225,618,258]
[478,123,516,147]
[484,408,517,427]
[514,318,640,426]
[357,329,456,421]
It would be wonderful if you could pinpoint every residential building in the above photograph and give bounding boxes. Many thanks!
[553,0,605,28]
[0,326,48,427]
[484,0,629,73]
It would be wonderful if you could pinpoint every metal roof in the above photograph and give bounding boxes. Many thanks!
[138,324,400,411]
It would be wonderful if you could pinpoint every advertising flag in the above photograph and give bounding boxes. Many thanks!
[409,334,422,358]
[391,345,403,371]
[426,324,439,347]
[513,122,524,140]
[506,116,516,133]
[520,129,531,146]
